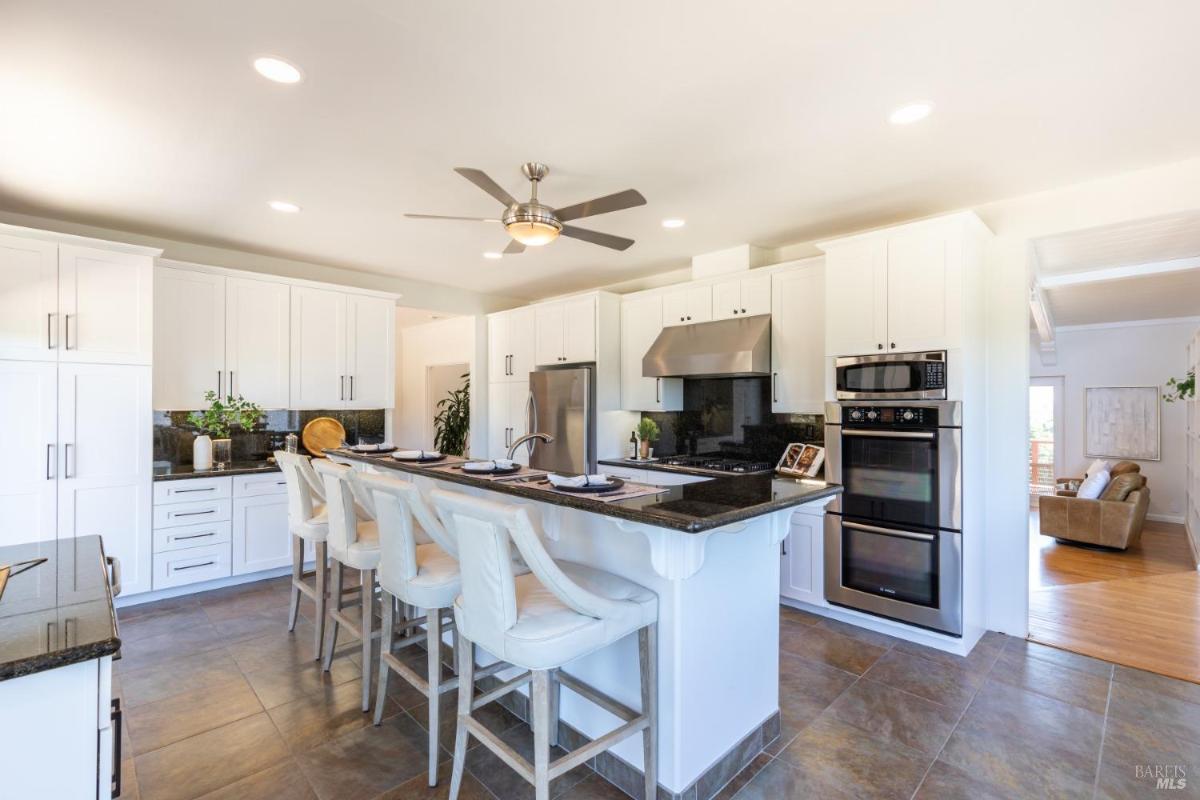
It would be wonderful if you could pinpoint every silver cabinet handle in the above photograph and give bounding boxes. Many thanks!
[47,312,56,350]
[64,443,74,478]
[340,375,345,401]
[64,314,72,349]
[842,429,935,440]
[229,370,235,397]
[655,378,660,403]
[349,375,354,401]
[175,486,215,494]
[46,443,55,480]
[175,532,216,541]
[45,621,57,651]
[174,509,216,517]
[772,373,779,403]
[217,370,222,397]
[842,520,936,541]
[175,561,215,571]
[781,537,788,556]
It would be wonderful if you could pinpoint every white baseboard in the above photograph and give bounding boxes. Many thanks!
[1147,513,1186,525]
[114,564,296,608]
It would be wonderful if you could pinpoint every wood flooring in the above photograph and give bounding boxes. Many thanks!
[1029,512,1200,684]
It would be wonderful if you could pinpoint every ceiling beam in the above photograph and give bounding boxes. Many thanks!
[1028,283,1058,366]
[1038,255,1200,288]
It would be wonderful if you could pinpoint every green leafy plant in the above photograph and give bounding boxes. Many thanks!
[1165,370,1195,403]
[636,417,660,442]
[434,374,470,456]
[186,391,263,438]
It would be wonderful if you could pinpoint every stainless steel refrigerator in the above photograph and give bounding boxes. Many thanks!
[527,366,595,475]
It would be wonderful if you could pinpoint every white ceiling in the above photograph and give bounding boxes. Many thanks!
[1044,270,1200,327]
[4,1,1200,300]
[395,306,456,330]
[1033,211,1200,276]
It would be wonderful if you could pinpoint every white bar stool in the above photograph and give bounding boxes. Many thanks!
[275,451,331,661]
[313,459,382,712]
[430,489,659,800]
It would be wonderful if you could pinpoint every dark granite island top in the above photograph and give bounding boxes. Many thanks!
[153,460,281,481]
[331,449,841,533]
[0,535,119,681]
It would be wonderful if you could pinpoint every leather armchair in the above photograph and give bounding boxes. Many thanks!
[1038,470,1150,550]
[1053,461,1140,498]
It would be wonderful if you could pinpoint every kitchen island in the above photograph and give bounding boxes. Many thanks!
[332,449,840,800]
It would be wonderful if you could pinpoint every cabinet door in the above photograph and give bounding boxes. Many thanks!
[487,382,511,460]
[58,364,152,596]
[290,287,347,409]
[487,313,510,380]
[562,297,596,363]
[771,265,825,413]
[509,380,531,466]
[886,228,959,351]
[661,288,688,327]
[232,494,291,574]
[153,268,225,410]
[741,274,772,316]
[621,296,682,411]
[58,245,153,365]
[508,306,537,379]
[0,362,57,546]
[346,294,394,409]
[824,239,888,356]
[780,510,824,605]
[687,285,713,324]
[0,233,58,361]
[226,277,290,408]
[712,279,742,321]
[534,303,565,365]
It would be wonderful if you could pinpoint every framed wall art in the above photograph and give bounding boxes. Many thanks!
[1084,385,1161,461]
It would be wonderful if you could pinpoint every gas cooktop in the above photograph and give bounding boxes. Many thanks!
[656,455,774,475]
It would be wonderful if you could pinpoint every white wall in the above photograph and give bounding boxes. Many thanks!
[1031,319,1195,520]
[395,315,479,449]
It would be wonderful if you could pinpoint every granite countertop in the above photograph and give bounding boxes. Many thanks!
[0,535,120,681]
[332,449,841,533]
[598,457,753,479]
[153,460,281,481]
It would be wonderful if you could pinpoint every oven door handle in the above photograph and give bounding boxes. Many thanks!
[842,520,936,541]
[842,429,936,440]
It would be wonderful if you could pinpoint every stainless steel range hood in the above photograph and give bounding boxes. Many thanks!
[642,314,771,378]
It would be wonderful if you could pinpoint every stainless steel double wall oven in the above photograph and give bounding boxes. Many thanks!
[824,351,963,636]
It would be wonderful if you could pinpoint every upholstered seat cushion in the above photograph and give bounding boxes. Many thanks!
[330,520,382,570]
[292,503,330,543]
[385,542,462,609]
[456,561,657,671]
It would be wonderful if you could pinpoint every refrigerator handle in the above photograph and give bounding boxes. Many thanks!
[525,390,536,457]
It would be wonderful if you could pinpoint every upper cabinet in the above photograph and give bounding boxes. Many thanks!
[225,277,290,408]
[661,284,713,327]
[0,233,58,362]
[534,295,596,365]
[820,213,988,356]
[770,261,825,414]
[621,294,682,412]
[291,287,393,410]
[488,306,536,383]
[712,274,771,320]
[344,294,395,409]
[154,268,226,408]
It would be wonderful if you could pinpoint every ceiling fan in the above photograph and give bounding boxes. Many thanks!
[405,162,646,254]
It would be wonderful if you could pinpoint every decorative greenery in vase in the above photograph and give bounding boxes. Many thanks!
[433,374,470,456]
[186,391,264,438]
[1164,370,1195,403]
[636,417,660,459]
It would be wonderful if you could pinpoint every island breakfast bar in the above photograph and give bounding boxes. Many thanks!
[331,449,841,799]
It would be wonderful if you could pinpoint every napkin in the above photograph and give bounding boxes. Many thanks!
[352,441,393,452]
[394,449,440,459]
[463,459,515,472]
[547,473,610,488]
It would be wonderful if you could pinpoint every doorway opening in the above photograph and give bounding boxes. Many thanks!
[425,363,469,450]
[1028,377,1064,499]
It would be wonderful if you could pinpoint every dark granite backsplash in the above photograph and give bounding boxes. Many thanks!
[154,409,386,466]
[641,377,823,464]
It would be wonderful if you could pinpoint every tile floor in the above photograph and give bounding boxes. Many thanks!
[112,579,1200,800]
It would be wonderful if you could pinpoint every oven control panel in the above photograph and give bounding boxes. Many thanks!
[843,406,937,426]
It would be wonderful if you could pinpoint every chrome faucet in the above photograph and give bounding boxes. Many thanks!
[508,432,554,460]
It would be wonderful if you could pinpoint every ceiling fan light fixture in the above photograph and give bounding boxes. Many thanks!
[502,202,562,246]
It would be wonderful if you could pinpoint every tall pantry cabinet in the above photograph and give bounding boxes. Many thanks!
[0,225,158,596]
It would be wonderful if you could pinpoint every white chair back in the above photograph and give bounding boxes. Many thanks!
[358,472,456,596]
[274,451,324,531]
[313,460,367,554]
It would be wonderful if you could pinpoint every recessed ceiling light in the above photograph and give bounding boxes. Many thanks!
[889,102,933,125]
[661,219,686,229]
[253,56,303,84]
[267,200,301,213]
[483,252,503,260]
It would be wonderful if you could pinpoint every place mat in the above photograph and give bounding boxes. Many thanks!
[536,480,667,503]
[431,463,548,482]
[403,455,468,469]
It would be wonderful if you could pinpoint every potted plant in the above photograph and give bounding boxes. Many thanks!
[1165,370,1195,403]
[636,417,660,460]
[186,391,264,469]
[433,374,470,456]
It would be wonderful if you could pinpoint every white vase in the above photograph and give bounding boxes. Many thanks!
[193,434,213,470]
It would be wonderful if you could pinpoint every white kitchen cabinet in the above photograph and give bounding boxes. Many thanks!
[226,276,291,408]
[489,307,537,382]
[346,294,395,408]
[58,245,153,365]
[57,363,153,596]
[232,492,291,575]
[712,274,771,321]
[885,227,961,352]
[0,361,58,545]
[290,287,394,409]
[534,303,565,365]
[0,233,58,362]
[621,294,682,411]
[771,262,825,413]
[535,296,596,365]
[661,284,713,327]
[153,268,225,409]
[823,238,888,357]
[780,505,826,606]
[486,379,531,464]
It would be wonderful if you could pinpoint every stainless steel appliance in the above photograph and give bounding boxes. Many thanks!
[642,315,771,378]
[835,351,948,401]
[823,400,963,635]
[527,366,596,475]
[656,455,774,475]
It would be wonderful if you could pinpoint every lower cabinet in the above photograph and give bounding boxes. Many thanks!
[232,492,291,575]
[780,504,826,607]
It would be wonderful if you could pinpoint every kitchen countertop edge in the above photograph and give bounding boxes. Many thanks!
[153,462,281,481]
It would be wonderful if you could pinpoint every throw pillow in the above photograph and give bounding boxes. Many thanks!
[1077,469,1111,500]
[1086,458,1111,477]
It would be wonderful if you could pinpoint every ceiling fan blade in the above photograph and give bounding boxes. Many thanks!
[404,213,500,222]
[503,239,526,255]
[454,167,519,207]
[560,225,635,251]
[553,189,646,223]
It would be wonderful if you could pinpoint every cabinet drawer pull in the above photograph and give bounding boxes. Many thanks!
[175,532,216,541]
[175,487,216,494]
[174,509,216,517]
[47,312,56,350]
[175,561,216,571]
[46,443,55,480]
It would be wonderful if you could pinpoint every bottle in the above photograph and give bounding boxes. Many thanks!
[285,432,298,454]
[628,431,638,459]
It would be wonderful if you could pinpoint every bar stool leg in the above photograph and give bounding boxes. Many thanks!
[451,625,461,676]
[531,669,551,800]
[360,568,375,712]
[547,669,560,748]
[287,534,303,632]
[374,590,394,726]
[448,640,475,800]
[323,560,344,671]
[639,623,658,800]
[313,541,327,661]
[426,607,443,786]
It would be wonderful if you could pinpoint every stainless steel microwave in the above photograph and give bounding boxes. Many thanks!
[835,351,947,401]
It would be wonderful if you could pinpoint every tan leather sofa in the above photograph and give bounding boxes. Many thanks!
[1038,463,1150,550]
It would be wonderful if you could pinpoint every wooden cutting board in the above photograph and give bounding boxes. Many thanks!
[301,417,345,458]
